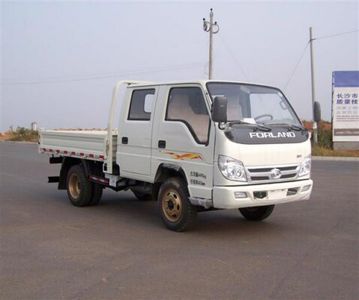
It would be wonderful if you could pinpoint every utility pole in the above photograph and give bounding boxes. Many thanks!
[309,27,318,144]
[203,8,220,80]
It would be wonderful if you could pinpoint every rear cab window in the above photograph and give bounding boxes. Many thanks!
[128,89,155,121]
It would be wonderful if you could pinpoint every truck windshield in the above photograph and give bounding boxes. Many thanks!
[207,83,301,126]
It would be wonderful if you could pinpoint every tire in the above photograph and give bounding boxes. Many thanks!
[158,177,197,232]
[89,183,103,206]
[239,205,275,221]
[66,164,93,207]
[131,188,152,201]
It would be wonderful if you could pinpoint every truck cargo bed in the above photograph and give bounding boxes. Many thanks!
[39,130,117,162]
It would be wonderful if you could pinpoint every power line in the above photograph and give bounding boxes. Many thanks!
[218,34,250,81]
[283,42,309,91]
[3,28,357,87]
[283,28,358,90]
[1,62,204,86]
[1,63,202,85]
[315,29,359,41]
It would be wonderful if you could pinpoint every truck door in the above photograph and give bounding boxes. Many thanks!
[152,85,215,200]
[116,87,157,180]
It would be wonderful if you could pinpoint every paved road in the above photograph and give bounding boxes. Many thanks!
[1,142,358,300]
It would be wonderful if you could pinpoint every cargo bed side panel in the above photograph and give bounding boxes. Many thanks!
[39,130,117,162]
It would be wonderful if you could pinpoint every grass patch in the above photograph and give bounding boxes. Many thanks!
[6,128,39,142]
[312,145,359,157]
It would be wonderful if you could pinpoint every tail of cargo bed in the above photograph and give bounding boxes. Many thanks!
[104,80,152,174]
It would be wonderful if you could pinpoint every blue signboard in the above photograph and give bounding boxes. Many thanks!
[332,71,359,141]
[333,71,359,87]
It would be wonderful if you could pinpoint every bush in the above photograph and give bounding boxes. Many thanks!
[317,123,332,149]
[8,127,39,142]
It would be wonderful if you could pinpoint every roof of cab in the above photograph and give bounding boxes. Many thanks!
[121,80,274,89]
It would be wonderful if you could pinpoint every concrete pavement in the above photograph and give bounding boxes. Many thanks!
[1,143,358,299]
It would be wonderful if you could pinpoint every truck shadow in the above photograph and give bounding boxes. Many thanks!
[46,189,297,238]
[87,190,296,237]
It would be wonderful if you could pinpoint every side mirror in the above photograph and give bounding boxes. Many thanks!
[211,96,227,123]
[313,101,321,123]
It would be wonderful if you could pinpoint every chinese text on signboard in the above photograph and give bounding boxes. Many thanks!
[332,71,359,141]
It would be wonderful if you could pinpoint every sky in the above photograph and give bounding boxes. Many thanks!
[1,0,358,131]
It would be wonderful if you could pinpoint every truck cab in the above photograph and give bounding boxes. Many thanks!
[39,80,313,231]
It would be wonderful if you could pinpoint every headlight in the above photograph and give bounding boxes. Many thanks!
[218,155,247,182]
[298,156,311,177]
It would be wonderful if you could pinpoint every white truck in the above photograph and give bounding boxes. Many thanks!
[39,80,320,231]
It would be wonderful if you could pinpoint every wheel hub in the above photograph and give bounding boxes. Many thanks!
[68,173,81,199]
[162,190,182,222]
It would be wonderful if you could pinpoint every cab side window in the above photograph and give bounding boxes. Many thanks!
[128,89,155,121]
[166,87,210,144]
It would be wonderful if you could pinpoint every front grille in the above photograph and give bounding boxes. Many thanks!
[246,165,298,183]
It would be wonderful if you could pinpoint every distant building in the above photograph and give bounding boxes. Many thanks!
[31,122,38,131]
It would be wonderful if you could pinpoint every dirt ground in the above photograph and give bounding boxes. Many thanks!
[0,132,11,141]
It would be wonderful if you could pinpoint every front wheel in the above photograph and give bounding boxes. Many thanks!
[158,178,197,232]
[239,205,274,221]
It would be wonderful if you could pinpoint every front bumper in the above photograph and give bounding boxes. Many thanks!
[213,179,313,209]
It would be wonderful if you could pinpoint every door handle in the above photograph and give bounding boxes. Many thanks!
[122,137,128,144]
[158,140,166,148]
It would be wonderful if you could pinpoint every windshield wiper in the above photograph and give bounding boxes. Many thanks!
[290,124,305,131]
[265,122,305,131]
[227,121,272,132]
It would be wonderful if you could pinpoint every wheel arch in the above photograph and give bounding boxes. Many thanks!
[58,158,102,190]
[152,163,189,201]
[58,157,81,189]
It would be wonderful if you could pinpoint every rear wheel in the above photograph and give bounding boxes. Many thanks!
[239,205,274,221]
[89,183,103,206]
[66,165,93,207]
[158,178,197,232]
